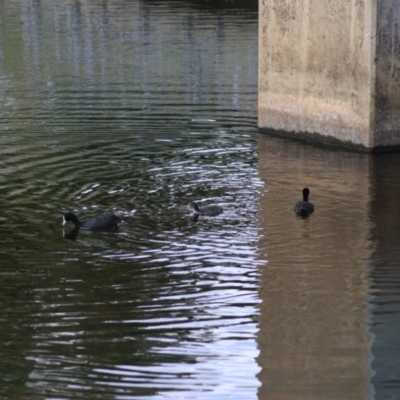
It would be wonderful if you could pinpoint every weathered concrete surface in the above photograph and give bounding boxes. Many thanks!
[375,2,400,147]
[258,0,400,150]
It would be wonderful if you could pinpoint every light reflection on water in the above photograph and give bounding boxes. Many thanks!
[3,0,400,399]
[257,134,374,399]
[0,1,261,399]
[257,134,400,400]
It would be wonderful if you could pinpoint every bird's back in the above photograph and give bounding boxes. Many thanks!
[80,214,121,230]
[200,205,223,216]
[293,201,314,215]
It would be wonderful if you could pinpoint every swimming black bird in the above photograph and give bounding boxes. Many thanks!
[293,188,315,216]
[63,212,121,230]
[188,201,223,216]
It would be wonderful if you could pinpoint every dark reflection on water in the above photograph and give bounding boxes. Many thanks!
[0,1,261,398]
[369,153,400,399]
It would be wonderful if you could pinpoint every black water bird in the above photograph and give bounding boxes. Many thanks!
[188,201,223,216]
[63,212,121,230]
[293,188,315,216]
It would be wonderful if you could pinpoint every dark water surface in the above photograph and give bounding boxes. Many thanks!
[0,1,260,398]
[2,1,400,399]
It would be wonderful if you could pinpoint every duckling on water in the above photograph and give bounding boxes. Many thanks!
[188,201,223,216]
[293,188,315,216]
[63,212,121,230]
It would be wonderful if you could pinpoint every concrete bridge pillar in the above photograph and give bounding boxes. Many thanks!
[258,0,400,151]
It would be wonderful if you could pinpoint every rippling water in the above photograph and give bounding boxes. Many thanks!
[0,1,261,398]
[3,1,400,399]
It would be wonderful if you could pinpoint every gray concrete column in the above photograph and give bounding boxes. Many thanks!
[259,0,400,151]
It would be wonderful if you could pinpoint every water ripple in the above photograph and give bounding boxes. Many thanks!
[0,1,261,398]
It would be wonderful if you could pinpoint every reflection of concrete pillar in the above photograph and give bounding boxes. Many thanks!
[257,134,373,399]
[368,153,400,398]
[259,1,400,150]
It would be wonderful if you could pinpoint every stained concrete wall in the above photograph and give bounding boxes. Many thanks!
[258,0,400,150]
[375,2,400,147]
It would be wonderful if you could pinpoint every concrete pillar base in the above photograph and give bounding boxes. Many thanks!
[258,0,400,151]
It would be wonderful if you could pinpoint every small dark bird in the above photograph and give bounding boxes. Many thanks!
[188,201,223,216]
[63,212,121,230]
[293,188,315,216]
